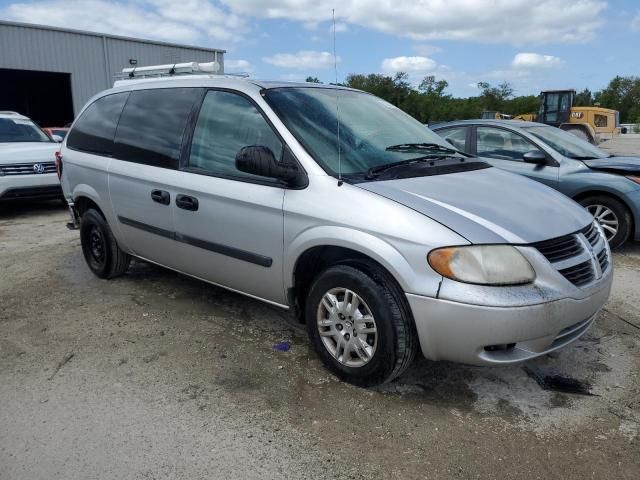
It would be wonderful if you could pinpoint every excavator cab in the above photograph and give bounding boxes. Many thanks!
[538,90,574,126]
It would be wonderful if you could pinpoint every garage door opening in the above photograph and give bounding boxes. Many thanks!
[0,68,74,127]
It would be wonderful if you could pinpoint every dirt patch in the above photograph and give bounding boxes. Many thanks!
[1,206,639,480]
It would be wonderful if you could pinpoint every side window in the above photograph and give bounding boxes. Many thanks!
[476,127,538,161]
[594,114,608,128]
[188,90,283,181]
[66,92,129,156]
[437,127,468,152]
[113,88,201,169]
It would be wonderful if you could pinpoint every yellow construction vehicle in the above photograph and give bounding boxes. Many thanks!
[484,90,621,144]
[480,111,513,120]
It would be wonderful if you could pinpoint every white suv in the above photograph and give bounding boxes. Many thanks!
[0,111,61,202]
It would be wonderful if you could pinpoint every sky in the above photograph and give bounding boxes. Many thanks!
[1,0,639,96]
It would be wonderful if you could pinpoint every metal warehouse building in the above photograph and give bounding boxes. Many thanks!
[0,20,225,127]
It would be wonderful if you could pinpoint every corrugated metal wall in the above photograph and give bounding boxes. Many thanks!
[0,21,224,115]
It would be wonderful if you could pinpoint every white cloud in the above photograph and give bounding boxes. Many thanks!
[222,0,606,44]
[263,51,339,70]
[413,44,442,56]
[2,0,246,43]
[381,56,437,73]
[225,59,252,72]
[331,22,349,33]
[512,53,563,69]
[632,11,640,31]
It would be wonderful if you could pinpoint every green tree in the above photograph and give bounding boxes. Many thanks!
[573,88,593,106]
[594,76,640,123]
[477,81,514,111]
[305,76,321,83]
[345,72,411,108]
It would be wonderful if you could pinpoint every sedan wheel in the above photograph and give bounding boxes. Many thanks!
[579,195,632,249]
[587,204,619,241]
[316,288,378,368]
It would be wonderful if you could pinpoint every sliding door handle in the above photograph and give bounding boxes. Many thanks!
[151,189,170,205]
[176,194,199,211]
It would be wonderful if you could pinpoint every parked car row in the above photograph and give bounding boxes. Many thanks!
[3,64,638,386]
[432,120,640,249]
[0,111,63,202]
[57,64,615,386]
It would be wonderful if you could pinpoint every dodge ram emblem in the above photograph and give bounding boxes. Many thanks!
[33,163,45,174]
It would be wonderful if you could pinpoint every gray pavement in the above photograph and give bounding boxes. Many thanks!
[1,201,639,480]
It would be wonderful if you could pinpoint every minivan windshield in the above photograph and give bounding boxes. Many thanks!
[264,87,464,176]
[0,118,52,143]
[524,125,608,160]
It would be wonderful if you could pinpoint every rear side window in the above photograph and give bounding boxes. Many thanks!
[476,126,537,161]
[113,88,201,169]
[437,127,468,152]
[66,92,129,155]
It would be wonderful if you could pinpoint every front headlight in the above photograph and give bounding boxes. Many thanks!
[428,245,535,285]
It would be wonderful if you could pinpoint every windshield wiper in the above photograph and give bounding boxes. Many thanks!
[366,156,447,178]
[385,142,461,155]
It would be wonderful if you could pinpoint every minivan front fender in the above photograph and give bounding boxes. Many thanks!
[284,225,443,298]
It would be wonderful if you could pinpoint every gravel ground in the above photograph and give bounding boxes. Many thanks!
[1,200,639,480]
[599,133,640,156]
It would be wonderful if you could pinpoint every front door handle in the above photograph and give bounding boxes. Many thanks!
[176,194,199,211]
[151,189,170,205]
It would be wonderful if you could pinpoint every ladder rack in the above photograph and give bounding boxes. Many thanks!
[113,61,249,83]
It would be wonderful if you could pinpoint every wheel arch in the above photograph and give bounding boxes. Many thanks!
[72,185,129,251]
[286,229,420,323]
[560,123,597,144]
[573,189,635,239]
[72,184,105,216]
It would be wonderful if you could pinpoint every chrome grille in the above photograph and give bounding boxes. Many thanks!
[531,234,582,263]
[597,248,609,272]
[558,260,595,287]
[532,221,609,288]
[582,223,599,247]
[0,162,56,176]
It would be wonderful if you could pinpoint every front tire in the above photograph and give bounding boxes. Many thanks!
[80,209,131,278]
[579,195,631,249]
[305,264,417,387]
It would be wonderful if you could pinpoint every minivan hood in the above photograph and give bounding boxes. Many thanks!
[0,142,59,164]
[358,167,592,244]
[583,156,640,174]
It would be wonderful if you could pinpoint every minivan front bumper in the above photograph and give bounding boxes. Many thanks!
[406,269,612,365]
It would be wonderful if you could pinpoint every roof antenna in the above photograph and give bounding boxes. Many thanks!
[332,8,343,187]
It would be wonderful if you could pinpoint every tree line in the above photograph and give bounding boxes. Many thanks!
[305,74,640,126]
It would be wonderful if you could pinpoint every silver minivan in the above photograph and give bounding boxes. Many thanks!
[59,64,612,386]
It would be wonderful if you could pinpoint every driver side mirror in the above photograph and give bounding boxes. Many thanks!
[523,150,547,165]
[235,145,306,187]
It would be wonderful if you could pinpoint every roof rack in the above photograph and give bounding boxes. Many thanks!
[113,61,249,84]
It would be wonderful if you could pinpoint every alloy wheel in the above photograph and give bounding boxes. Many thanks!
[316,287,378,367]
[587,204,619,241]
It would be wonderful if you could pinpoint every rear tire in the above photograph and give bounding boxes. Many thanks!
[578,195,631,249]
[564,126,594,144]
[305,264,417,387]
[80,208,130,278]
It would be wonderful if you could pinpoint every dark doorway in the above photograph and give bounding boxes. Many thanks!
[0,68,74,127]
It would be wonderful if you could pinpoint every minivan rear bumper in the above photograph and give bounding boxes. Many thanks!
[406,270,613,365]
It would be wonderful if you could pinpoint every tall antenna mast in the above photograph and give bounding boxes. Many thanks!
[332,8,343,186]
